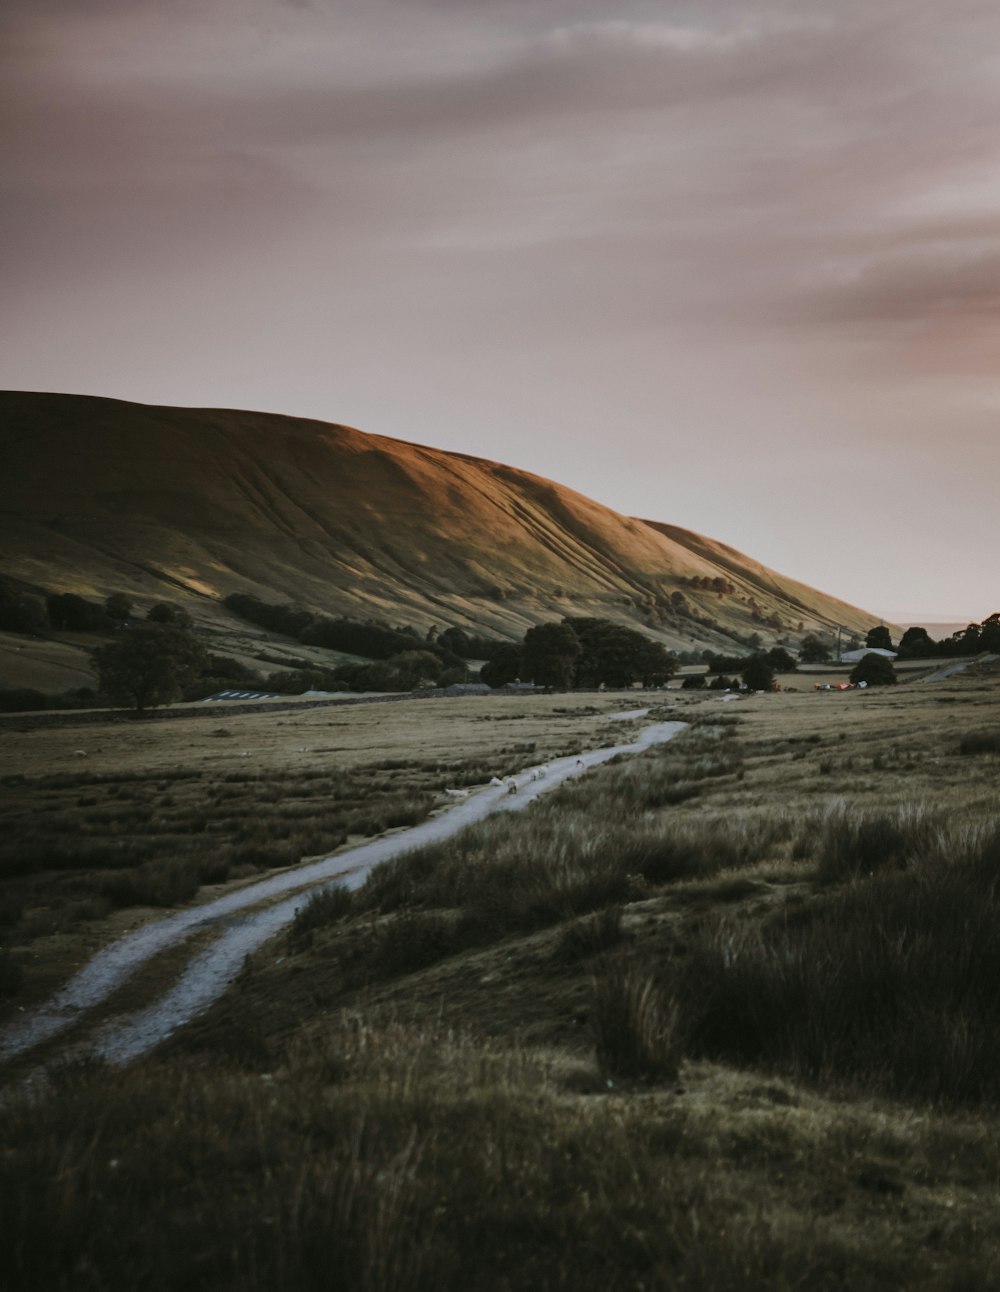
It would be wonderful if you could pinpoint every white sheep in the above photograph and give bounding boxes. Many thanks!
[489,776,505,788]
[73,749,88,758]
[239,751,252,758]
[444,788,469,799]
[506,778,518,795]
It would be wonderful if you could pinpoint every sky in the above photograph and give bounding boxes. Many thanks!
[2,0,998,625]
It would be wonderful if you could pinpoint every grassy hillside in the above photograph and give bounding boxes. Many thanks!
[0,391,882,652]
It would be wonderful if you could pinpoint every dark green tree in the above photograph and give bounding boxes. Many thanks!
[897,626,938,659]
[47,592,107,632]
[522,622,581,689]
[147,602,192,627]
[865,625,894,651]
[105,593,133,622]
[741,655,776,692]
[0,579,48,634]
[384,650,443,690]
[564,618,675,688]
[850,653,897,686]
[96,623,208,713]
[479,643,522,688]
[765,647,797,673]
[799,634,831,663]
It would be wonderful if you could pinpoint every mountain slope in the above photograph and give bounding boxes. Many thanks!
[0,391,880,649]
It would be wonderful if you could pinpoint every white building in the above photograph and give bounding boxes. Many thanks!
[839,647,898,663]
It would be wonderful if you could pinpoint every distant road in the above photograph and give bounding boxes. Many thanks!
[916,654,999,683]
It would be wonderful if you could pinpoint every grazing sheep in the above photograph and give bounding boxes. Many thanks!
[444,788,469,799]
[239,751,252,758]
[506,778,518,795]
[489,776,505,787]
[73,749,88,758]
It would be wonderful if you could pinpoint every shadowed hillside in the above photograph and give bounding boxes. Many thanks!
[0,391,879,649]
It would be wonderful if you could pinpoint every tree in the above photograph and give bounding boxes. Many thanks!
[849,652,897,687]
[564,618,676,688]
[897,626,938,660]
[47,592,107,632]
[479,643,522,688]
[799,634,831,663]
[681,675,706,690]
[147,602,192,627]
[765,647,797,673]
[865,625,894,651]
[96,623,208,713]
[741,655,776,692]
[0,579,48,634]
[522,622,581,689]
[383,650,443,690]
[105,593,133,622]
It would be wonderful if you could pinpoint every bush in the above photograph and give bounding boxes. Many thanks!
[849,653,897,686]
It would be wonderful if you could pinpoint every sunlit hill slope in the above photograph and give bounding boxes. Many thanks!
[0,392,879,649]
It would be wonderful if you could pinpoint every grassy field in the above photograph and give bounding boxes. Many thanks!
[2,664,1000,1289]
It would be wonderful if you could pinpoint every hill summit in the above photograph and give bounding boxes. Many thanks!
[0,391,879,650]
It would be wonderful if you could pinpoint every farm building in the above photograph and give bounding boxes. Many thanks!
[840,647,898,663]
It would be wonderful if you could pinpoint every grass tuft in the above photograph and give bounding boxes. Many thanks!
[592,961,681,1082]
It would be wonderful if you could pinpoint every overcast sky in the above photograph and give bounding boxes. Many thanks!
[3,0,998,623]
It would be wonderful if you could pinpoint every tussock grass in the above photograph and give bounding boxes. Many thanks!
[592,961,680,1082]
[802,804,944,884]
[552,905,625,963]
[292,735,789,972]
[959,730,1000,755]
[679,817,1000,1104]
[2,1014,966,1292]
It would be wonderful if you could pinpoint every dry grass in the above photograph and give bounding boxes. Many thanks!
[3,666,1000,1289]
[0,694,667,1009]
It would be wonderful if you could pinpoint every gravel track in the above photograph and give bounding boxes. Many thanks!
[0,715,686,1067]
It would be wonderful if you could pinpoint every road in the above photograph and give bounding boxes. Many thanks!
[0,714,687,1067]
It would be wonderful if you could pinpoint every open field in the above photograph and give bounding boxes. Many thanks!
[2,663,1000,1289]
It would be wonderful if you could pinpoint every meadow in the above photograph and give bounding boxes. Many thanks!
[2,662,1000,1290]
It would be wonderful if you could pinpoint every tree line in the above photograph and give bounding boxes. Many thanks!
[480,618,678,690]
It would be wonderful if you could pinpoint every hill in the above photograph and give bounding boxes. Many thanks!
[0,391,880,651]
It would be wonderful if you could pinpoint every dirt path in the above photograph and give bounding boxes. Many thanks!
[0,715,686,1067]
